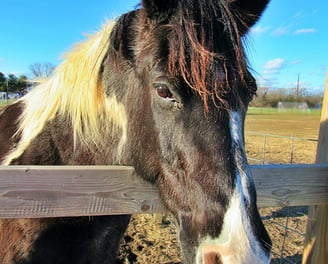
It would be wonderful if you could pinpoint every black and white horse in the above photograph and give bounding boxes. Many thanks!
[0,0,271,263]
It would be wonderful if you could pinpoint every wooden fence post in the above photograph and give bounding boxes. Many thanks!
[302,74,328,264]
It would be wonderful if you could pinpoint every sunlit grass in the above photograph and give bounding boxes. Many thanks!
[248,107,321,116]
[0,99,15,109]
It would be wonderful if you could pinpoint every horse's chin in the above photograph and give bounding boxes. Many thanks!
[177,189,271,264]
[200,247,223,264]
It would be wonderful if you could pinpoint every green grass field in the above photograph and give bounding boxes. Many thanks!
[248,106,321,116]
[0,100,15,108]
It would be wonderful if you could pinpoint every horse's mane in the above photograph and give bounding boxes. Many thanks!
[167,0,255,110]
[4,20,127,164]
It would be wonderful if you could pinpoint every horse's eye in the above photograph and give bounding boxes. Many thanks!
[154,84,174,100]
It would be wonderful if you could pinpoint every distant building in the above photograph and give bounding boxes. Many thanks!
[0,92,22,100]
[0,92,6,100]
[277,101,309,111]
[315,103,322,109]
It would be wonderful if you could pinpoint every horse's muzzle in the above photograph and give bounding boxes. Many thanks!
[201,245,223,264]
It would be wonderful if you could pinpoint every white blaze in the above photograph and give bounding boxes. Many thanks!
[195,111,270,264]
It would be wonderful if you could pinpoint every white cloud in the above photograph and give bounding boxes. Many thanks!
[250,25,271,35]
[293,11,304,19]
[271,27,290,36]
[294,28,317,35]
[290,60,302,65]
[256,75,278,88]
[311,86,324,93]
[263,69,279,75]
[264,58,285,71]
[286,81,307,88]
[293,10,318,19]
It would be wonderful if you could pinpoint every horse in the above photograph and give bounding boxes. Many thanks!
[0,0,272,263]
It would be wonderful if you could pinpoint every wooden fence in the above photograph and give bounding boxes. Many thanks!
[0,164,327,219]
[0,164,327,264]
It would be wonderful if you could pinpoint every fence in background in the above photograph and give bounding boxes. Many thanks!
[245,132,318,263]
[245,131,318,165]
[245,77,328,264]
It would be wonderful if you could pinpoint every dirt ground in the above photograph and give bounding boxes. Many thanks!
[117,214,182,264]
[116,110,321,264]
[260,206,308,264]
[116,207,308,264]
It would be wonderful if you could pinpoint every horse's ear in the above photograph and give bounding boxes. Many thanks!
[142,0,179,19]
[229,0,270,35]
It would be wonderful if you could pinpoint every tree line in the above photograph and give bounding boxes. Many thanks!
[0,63,56,97]
[250,86,323,108]
[0,72,29,95]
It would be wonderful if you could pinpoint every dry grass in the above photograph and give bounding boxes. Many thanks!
[245,108,320,164]
[245,108,321,263]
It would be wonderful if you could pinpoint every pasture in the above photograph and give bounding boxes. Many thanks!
[245,107,320,165]
[246,107,320,140]
[116,108,322,263]
[0,100,15,108]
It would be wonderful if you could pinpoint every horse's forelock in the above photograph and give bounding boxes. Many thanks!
[167,0,252,110]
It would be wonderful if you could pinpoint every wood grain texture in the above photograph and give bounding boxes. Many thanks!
[303,74,328,264]
[0,164,327,219]
[0,166,164,218]
[253,164,328,208]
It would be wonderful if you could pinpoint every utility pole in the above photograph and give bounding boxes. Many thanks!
[296,74,300,102]
[5,78,8,100]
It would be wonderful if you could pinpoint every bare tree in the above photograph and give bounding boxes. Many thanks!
[29,62,56,79]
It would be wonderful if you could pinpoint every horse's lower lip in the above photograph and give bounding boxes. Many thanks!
[203,251,222,264]
[201,245,224,264]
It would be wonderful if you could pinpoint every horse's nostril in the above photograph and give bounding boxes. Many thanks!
[203,250,223,264]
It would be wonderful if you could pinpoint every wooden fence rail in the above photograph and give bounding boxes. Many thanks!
[0,164,327,219]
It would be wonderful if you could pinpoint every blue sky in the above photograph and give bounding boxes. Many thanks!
[0,0,327,94]
[247,0,327,94]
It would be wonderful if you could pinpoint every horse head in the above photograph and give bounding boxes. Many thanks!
[104,0,271,263]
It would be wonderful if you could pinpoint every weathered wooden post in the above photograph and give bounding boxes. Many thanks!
[302,74,328,263]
